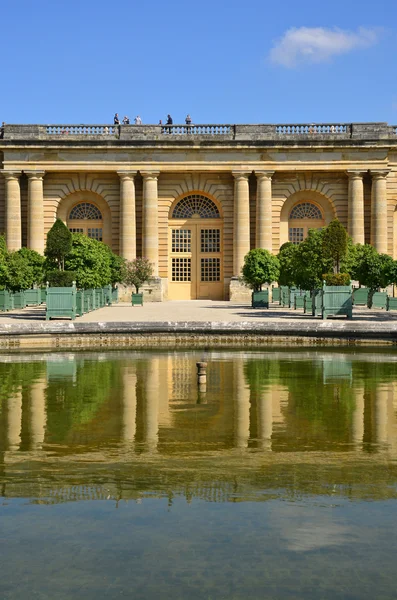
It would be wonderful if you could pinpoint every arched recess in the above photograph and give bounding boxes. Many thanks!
[56,190,112,245]
[279,190,336,247]
[168,192,224,300]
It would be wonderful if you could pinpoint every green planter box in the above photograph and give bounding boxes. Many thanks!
[304,296,313,314]
[294,295,305,310]
[371,291,387,309]
[321,284,352,319]
[312,289,323,317]
[288,288,299,308]
[387,296,397,311]
[111,286,119,304]
[252,290,269,308]
[83,292,92,313]
[13,291,26,309]
[40,288,47,304]
[271,286,280,303]
[353,287,369,306]
[94,288,104,309]
[76,290,85,316]
[0,289,12,311]
[46,286,77,320]
[280,286,289,307]
[132,293,143,306]
[103,285,112,306]
[25,288,41,306]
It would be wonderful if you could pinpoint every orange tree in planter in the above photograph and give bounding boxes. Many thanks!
[123,258,154,293]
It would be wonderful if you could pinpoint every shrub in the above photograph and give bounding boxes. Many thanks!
[64,234,112,289]
[322,273,351,286]
[46,270,77,287]
[45,219,72,270]
[124,258,154,293]
[241,249,280,292]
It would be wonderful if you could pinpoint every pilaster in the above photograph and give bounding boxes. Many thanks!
[26,171,45,254]
[141,171,160,276]
[255,171,274,251]
[347,171,365,245]
[232,171,251,276]
[371,170,390,254]
[118,171,137,261]
[3,171,22,251]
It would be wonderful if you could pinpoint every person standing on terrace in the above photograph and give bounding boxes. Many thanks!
[114,113,120,125]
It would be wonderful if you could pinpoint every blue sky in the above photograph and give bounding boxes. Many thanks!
[1,0,397,125]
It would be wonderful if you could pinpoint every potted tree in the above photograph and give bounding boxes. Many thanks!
[124,258,154,306]
[241,249,280,308]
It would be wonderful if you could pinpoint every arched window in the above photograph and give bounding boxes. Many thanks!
[288,202,324,244]
[172,195,220,219]
[68,202,103,241]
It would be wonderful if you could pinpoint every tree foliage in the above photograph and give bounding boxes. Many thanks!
[322,219,348,273]
[277,242,298,286]
[45,219,72,270]
[350,244,394,290]
[64,234,112,289]
[17,248,45,286]
[293,229,332,290]
[241,249,280,291]
[123,257,154,293]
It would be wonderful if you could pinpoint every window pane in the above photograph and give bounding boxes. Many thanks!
[172,258,191,281]
[69,228,84,234]
[88,228,103,241]
[201,258,220,281]
[172,229,191,252]
[289,227,304,244]
[201,229,220,253]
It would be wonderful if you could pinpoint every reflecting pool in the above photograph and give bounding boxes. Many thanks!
[1,349,397,599]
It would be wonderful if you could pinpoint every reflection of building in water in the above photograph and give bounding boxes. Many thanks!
[29,378,47,449]
[352,387,365,448]
[6,389,22,451]
[234,359,250,449]
[122,366,137,442]
[143,358,160,451]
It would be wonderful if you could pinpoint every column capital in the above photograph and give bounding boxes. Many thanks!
[141,170,160,180]
[255,170,274,180]
[117,170,137,180]
[232,171,250,181]
[371,169,391,180]
[2,171,21,180]
[25,171,46,180]
[346,170,366,180]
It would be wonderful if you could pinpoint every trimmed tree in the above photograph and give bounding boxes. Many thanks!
[351,244,394,290]
[277,242,298,286]
[241,249,280,291]
[124,258,154,293]
[64,234,112,289]
[17,248,45,287]
[322,219,348,274]
[45,219,72,271]
[293,229,332,290]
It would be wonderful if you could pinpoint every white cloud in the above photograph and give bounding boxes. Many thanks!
[269,26,379,68]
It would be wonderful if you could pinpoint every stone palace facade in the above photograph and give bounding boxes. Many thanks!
[1,121,397,301]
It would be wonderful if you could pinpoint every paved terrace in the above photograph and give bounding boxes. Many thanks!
[1,301,397,349]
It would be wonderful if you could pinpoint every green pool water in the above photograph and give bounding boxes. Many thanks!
[1,348,397,599]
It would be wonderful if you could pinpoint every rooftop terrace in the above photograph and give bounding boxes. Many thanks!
[1,122,397,143]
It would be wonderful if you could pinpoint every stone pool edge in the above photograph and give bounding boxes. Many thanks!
[0,320,397,350]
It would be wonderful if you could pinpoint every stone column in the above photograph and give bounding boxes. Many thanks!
[371,170,390,254]
[122,367,137,442]
[141,171,160,276]
[26,171,45,254]
[347,171,365,245]
[29,378,47,449]
[256,171,274,251]
[3,171,22,251]
[234,359,250,448]
[232,172,250,276]
[118,171,137,260]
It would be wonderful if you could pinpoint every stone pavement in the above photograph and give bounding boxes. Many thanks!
[1,300,397,324]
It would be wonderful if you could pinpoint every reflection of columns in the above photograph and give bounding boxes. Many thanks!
[257,388,273,450]
[144,358,160,451]
[3,171,22,251]
[234,360,250,448]
[256,171,274,251]
[371,170,390,253]
[29,378,47,449]
[122,367,137,442]
[352,387,365,448]
[26,171,45,254]
[142,171,160,276]
[118,171,137,260]
[375,386,389,445]
[347,171,365,245]
[233,172,250,276]
[6,390,22,450]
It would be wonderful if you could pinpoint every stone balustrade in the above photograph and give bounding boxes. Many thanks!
[275,123,349,134]
[2,122,397,142]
